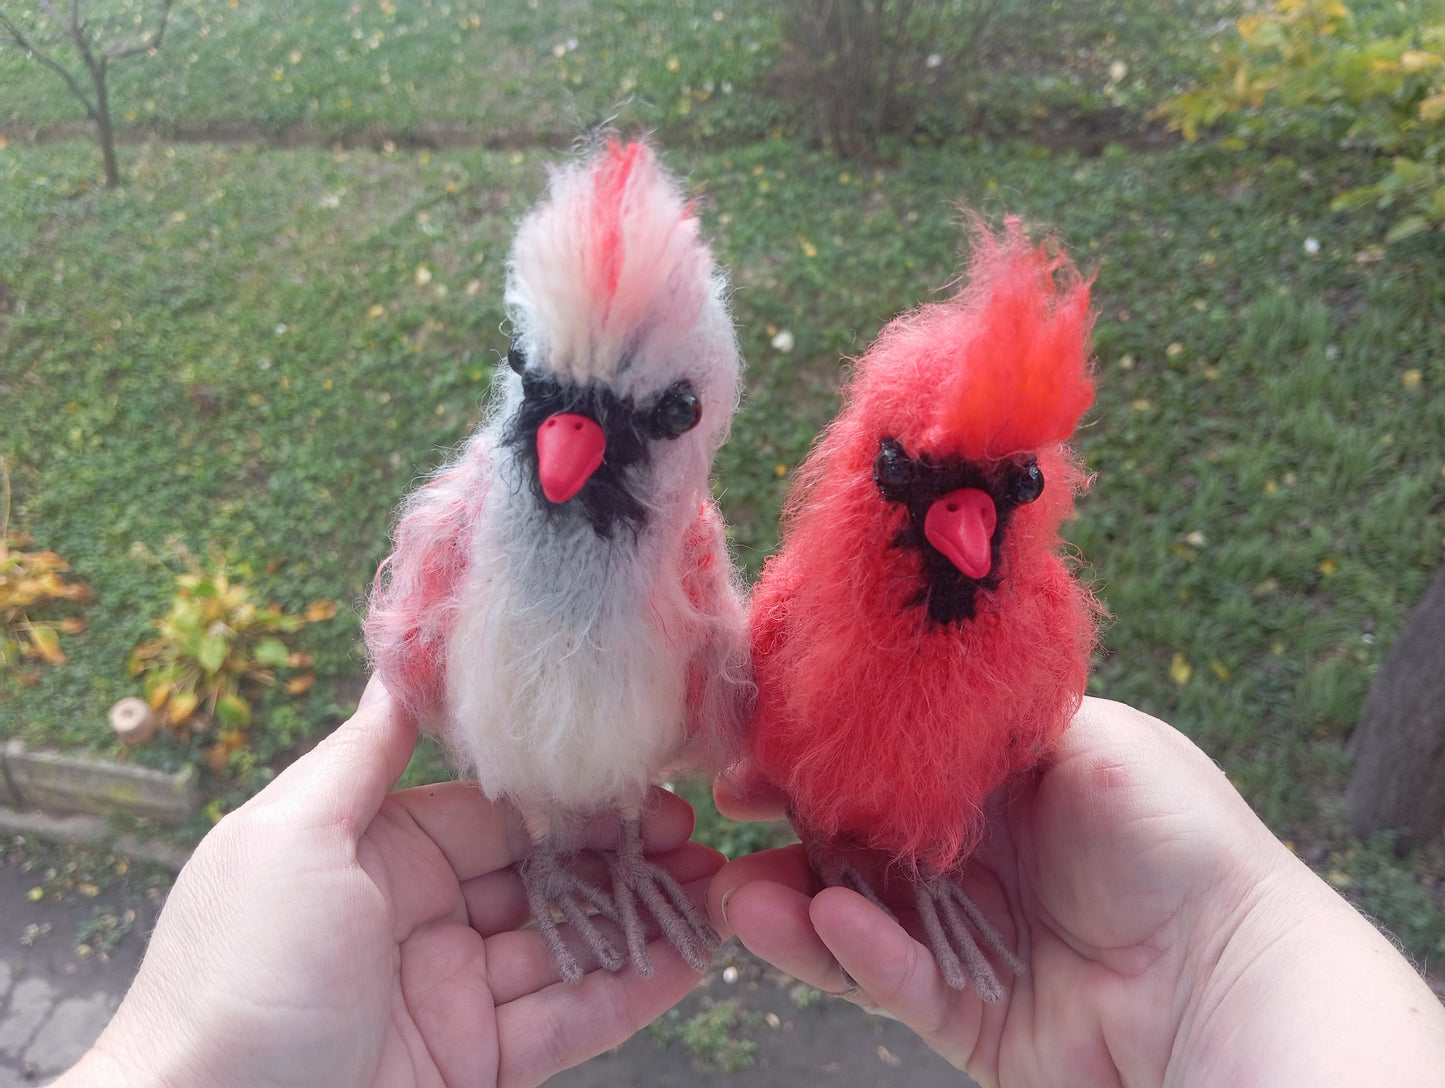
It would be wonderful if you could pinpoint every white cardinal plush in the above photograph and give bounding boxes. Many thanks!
[365,138,751,982]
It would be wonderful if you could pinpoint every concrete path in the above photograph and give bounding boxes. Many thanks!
[0,851,157,1085]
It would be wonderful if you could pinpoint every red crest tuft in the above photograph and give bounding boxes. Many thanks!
[850,216,1095,463]
[588,139,646,315]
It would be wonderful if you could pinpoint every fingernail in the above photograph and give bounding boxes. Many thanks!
[719,888,735,928]
[358,673,387,709]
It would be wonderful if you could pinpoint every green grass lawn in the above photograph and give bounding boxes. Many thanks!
[3,0,1444,956]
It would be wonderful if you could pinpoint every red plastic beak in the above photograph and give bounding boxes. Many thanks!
[924,487,997,580]
[536,413,606,503]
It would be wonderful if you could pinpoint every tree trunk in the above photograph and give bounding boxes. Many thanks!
[1345,563,1445,849]
[90,56,120,188]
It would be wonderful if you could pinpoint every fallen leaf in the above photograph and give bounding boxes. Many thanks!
[286,673,316,695]
[1169,653,1192,686]
[27,625,65,665]
[304,599,338,622]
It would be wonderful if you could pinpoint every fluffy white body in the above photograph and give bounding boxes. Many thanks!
[441,431,732,827]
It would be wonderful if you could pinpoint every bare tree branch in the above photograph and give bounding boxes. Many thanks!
[0,0,177,186]
[0,9,99,122]
[32,0,70,29]
[106,0,172,59]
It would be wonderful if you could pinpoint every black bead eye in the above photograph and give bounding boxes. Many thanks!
[1012,461,1044,504]
[506,342,527,374]
[874,438,912,498]
[649,382,702,439]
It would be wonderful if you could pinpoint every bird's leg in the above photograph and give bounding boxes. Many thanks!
[516,815,625,984]
[607,813,720,978]
[915,864,1025,1002]
[805,837,896,919]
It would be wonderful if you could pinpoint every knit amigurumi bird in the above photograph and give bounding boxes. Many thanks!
[739,215,1102,1001]
[364,138,752,983]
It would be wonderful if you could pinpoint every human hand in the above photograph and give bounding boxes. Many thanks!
[710,697,1445,1086]
[60,678,723,1088]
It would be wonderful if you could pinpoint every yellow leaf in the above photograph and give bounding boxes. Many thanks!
[1318,557,1337,576]
[286,673,316,695]
[304,599,338,622]
[1402,369,1422,390]
[1210,659,1232,680]
[147,680,172,711]
[27,625,65,665]
[168,689,200,724]
[1169,653,1192,686]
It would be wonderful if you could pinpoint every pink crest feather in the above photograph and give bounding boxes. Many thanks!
[507,138,713,389]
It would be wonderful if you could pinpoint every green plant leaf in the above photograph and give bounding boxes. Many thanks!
[215,693,251,728]
[1385,214,1430,242]
[253,636,291,667]
[196,632,229,675]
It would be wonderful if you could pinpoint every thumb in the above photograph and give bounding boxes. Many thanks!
[252,674,419,832]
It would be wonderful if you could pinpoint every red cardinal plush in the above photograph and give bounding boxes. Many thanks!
[364,139,752,983]
[744,216,1100,1001]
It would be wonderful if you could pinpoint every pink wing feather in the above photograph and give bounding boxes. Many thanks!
[363,435,491,727]
[675,498,753,770]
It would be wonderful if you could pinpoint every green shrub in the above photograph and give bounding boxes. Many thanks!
[1159,0,1445,240]
[126,544,334,764]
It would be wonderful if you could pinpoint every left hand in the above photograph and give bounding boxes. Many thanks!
[60,677,723,1088]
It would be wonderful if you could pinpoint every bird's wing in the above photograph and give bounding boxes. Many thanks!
[676,498,754,769]
[748,544,804,667]
[364,435,492,729]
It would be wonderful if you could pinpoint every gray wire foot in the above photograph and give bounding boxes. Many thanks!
[608,816,720,977]
[520,844,625,984]
[915,869,1024,1002]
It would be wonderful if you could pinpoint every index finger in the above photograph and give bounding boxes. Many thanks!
[713,761,789,822]
[384,782,708,884]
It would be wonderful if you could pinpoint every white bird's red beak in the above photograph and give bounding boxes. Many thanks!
[924,487,996,579]
[536,413,606,503]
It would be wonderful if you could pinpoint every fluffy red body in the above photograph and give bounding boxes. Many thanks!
[749,219,1101,874]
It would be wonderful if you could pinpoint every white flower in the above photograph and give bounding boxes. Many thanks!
[1304,237,1320,256]
[771,329,795,353]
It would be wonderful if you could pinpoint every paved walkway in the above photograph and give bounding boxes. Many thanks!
[0,853,156,1085]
